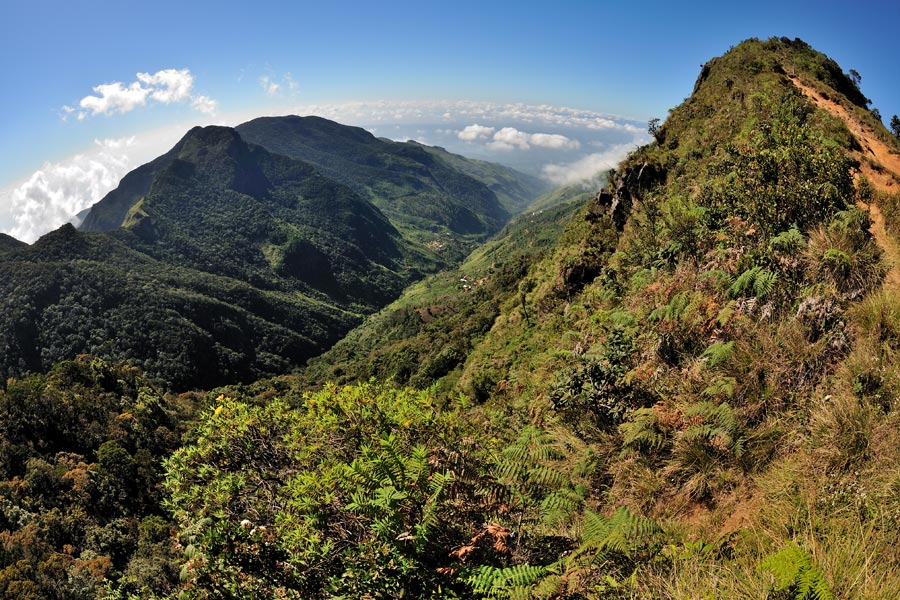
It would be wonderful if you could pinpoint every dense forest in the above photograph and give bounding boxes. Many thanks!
[0,119,544,390]
[4,37,900,598]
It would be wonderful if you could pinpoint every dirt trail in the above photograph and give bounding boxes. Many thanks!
[717,78,900,537]
[789,75,900,289]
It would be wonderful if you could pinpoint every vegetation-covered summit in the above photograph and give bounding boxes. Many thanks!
[0,120,542,390]
[5,37,900,599]
[236,116,549,255]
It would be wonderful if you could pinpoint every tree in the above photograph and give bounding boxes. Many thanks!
[871,108,882,122]
[891,115,900,138]
[849,69,862,86]
[648,118,662,142]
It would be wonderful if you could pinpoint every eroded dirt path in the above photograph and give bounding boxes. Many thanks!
[716,78,900,536]
[790,75,900,289]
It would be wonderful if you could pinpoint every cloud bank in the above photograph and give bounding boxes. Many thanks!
[542,143,636,185]
[3,98,648,243]
[7,138,138,242]
[458,124,495,141]
[72,68,217,119]
[466,126,581,151]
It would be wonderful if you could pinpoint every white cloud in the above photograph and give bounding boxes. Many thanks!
[542,143,635,185]
[79,82,150,116]
[473,126,581,151]
[6,137,137,242]
[73,69,216,117]
[260,76,280,97]
[529,132,580,150]
[489,127,532,150]
[285,73,298,93]
[191,95,218,114]
[260,73,299,97]
[458,124,495,141]
[137,68,194,103]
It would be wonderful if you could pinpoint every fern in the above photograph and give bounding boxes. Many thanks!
[680,401,744,457]
[770,226,806,253]
[466,564,548,597]
[649,291,692,322]
[760,542,833,600]
[729,266,777,299]
[495,426,566,493]
[540,489,583,527]
[620,407,667,455]
[702,376,737,399]
[701,341,735,368]
[699,268,733,290]
[754,268,777,298]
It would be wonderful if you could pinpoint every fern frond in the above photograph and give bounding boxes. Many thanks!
[753,268,777,299]
[702,376,737,398]
[729,266,761,297]
[466,564,547,596]
[770,226,806,253]
[620,407,667,454]
[701,341,734,368]
[760,542,833,600]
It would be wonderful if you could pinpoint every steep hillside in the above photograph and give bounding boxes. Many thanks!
[176,37,900,598]
[236,116,548,255]
[299,183,591,389]
[79,132,190,232]
[0,120,544,390]
[0,232,24,253]
[111,126,415,306]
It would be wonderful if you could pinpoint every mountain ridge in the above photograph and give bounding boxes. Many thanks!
[0,118,544,389]
[7,36,900,600]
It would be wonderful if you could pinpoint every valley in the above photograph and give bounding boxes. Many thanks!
[3,36,900,599]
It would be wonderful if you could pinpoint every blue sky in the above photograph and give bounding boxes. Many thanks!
[2,0,899,241]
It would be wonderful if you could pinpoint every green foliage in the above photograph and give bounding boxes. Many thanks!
[0,356,195,599]
[550,328,647,426]
[701,341,735,368]
[164,382,475,599]
[729,265,777,299]
[463,507,660,599]
[760,543,833,600]
[770,226,807,253]
[300,198,584,389]
[620,408,668,455]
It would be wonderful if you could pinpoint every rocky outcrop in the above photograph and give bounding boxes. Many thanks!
[591,161,665,231]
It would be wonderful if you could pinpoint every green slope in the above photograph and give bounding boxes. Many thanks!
[0,232,25,254]
[298,184,588,390]
[235,116,546,257]
[0,223,354,390]
[79,131,191,232]
[0,126,431,389]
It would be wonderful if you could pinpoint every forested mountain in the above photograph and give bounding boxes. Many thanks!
[236,116,550,257]
[0,232,25,253]
[298,182,595,390]
[6,36,900,599]
[0,121,541,389]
